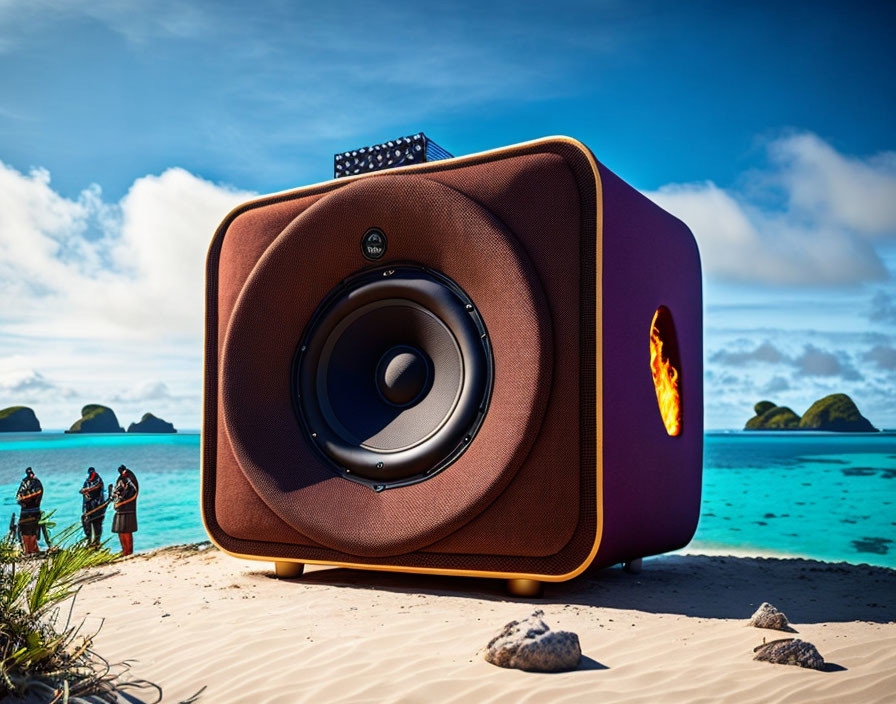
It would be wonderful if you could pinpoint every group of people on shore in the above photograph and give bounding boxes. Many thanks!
[14,465,139,556]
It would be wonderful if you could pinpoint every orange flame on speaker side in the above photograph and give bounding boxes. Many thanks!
[650,309,681,436]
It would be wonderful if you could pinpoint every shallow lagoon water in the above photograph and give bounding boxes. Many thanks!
[0,432,204,550]
[693,431,895,567]
[0,430,893,567]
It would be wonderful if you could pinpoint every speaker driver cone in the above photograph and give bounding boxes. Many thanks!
[295,265,493,487]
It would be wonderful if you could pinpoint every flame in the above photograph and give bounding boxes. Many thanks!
[650,309,681,436]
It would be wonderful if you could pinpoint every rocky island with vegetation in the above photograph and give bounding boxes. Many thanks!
[745,393,878,432]
[0,406,41,432]
[127,412,177,433]
[66,404,125,433]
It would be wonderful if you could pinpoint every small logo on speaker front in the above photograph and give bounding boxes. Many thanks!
[361,228,387,260]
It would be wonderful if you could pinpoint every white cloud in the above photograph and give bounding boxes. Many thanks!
[711,340,788,366]
[111,381,193,404]
[770,133,896,238]
[792,344,862,381]
[0,368,76,402]
[644,133,896,285]
[701,324,895,428]
[707,337,864,381]
[863,344,896,372]
[0,160,252,340]
[0,161,252,428]
[106,380,200,431]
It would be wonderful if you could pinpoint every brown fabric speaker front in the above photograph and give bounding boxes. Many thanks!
[220,174,553,557]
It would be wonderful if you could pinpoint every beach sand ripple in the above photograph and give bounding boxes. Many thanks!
[68,545,896,704]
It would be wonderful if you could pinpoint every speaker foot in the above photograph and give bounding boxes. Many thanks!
[622,558,642,574]
[506,578,543,597]
[274,561,305,579]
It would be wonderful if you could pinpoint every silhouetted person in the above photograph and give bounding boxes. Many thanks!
[16,467,43,555]
[80,466,106,547]
[111,464,138,556]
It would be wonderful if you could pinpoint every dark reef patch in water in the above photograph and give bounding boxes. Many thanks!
[795,457,849,465]
[851,537,893,555]
[841,467,877,477]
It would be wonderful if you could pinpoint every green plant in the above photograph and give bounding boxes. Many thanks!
[0,407,29,421]
[0,525,158,702]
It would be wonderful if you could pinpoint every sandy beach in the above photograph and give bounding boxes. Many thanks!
[64,544,896,703]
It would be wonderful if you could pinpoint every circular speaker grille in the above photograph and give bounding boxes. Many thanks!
[296,265,493,486]
[220,173,552,557]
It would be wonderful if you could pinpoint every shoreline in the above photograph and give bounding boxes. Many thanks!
[675,543,896,568]
[137,540,896,573]
[2,431,893,568]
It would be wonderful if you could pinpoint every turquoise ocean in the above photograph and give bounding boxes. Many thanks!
[0,431,893,568]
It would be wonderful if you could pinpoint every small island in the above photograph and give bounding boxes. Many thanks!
[66,404,125,433]
[745,393,877,432]
[0,406,41,432]
[127,412,177,433]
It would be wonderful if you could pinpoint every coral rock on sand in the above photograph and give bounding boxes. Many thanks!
[484,610,581,672]
[748,602,794,632]
[753,638,825,670]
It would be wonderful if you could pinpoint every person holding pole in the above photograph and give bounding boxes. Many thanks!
[16,467,43,555]
[80,466,106,547]
[111,464,138,556]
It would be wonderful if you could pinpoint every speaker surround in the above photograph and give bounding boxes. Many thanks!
[294,265,493,488]
[203,136,703,585]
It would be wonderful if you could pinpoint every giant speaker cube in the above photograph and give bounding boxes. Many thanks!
[202,137,703,589]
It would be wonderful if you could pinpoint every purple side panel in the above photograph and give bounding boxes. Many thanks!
[594,162,704,568]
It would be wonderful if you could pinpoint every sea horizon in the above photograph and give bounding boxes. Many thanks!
[1,429,894,569]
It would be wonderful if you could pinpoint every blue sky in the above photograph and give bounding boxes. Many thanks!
[0,0,894,429]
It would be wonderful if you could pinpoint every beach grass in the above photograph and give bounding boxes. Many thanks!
[0,527,125,702]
